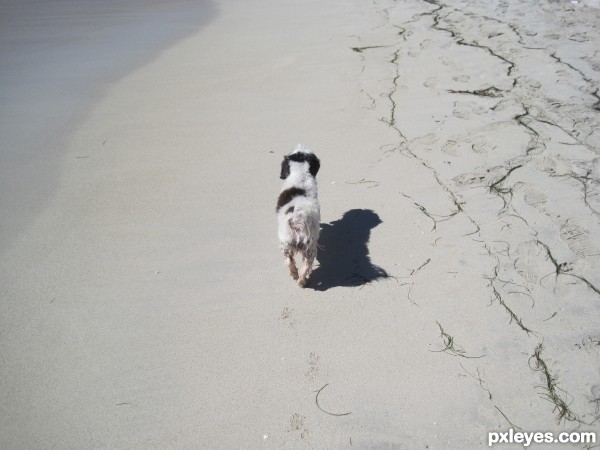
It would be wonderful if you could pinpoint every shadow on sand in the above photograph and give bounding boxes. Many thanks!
[309,209,389,291]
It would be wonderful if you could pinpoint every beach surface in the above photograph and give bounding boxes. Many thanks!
[2,0,600,448]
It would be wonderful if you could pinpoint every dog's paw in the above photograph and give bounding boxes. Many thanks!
[298,278,307,288]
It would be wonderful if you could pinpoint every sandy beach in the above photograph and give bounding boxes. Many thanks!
[2,0,600,448]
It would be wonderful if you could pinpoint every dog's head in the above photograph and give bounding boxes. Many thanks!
[280,145,320,180]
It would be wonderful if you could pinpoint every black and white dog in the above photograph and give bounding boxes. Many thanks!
[276,145,321,287]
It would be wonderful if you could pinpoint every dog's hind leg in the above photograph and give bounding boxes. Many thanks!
[284,248,299,280]
[297,244,317,288]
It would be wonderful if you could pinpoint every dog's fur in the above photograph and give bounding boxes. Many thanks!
[276,145,320,287]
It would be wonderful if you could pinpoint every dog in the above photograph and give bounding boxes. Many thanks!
[276,145,321,287]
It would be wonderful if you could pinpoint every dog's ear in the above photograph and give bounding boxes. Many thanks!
[280,156,291,179]
[307,154,320,177]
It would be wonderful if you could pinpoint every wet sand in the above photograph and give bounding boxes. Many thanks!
[1,0,599,448]
[0,0,216,252]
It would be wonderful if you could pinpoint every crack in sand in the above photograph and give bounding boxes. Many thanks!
[426,2,516,77]
[513,106,541,155]
[554,171,600,222]
[593,89,600,112]
[529,343,580,424]
[489,164,523,213]
[354,0,600,431]
[351,45,387,53]
[495,406,523,431]
[431,322,486,358]
[448,86,504,98]
[484,252,535,335]
[549,52,593,84]
[460,362,492,401]
[380,49,407,141]
[537,240,600,297]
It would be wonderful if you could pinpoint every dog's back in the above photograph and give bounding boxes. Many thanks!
[278,194,320,251]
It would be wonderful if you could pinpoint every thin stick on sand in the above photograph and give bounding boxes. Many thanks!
[315,384,351,417]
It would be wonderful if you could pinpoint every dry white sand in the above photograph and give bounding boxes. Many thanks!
[2,0,600,448]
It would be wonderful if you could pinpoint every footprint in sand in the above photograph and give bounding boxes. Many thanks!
[420,38,434,49]
[569,33,588,43]
[536,155,571,176]
[523,186,548,209]
[513,240,547,286]
[559,220,599,258]
[471,136,497,154]
[583,55,600,73]
[423,77,438,89]
[453,101,489,119]
[453,172,487,187]
[519,76,542,89]
[442,134,495,156]
[305,352,320,383]
[281,306,297,328]
[452,74,471,83]
[441,138,469,156]
[440,56,460,71]
[411,133,438,150]
[288,413,309,439]
[590,158,600,180]
[442,139,462,156]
